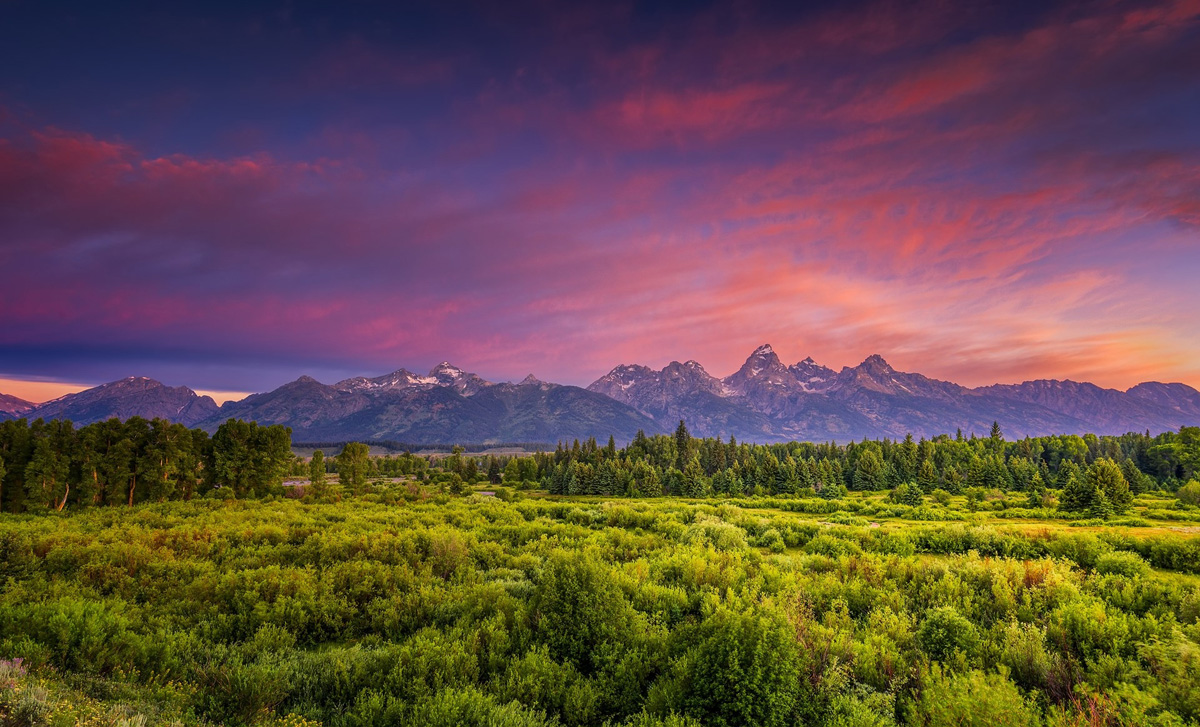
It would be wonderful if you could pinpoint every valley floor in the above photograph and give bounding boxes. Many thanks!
[2,487,1200,726]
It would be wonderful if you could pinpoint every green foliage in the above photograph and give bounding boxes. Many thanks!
[916,606,978,661]
[1176,479,1200,506]
[2,422,1200,726]
[661,607,799,727]
[907,666,1040,726]
[337,442,371,496]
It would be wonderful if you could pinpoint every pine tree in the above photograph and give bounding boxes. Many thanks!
[1088,488,1113,519]
[1058,470,1094,513]
[917,458,939,493]
[674,420,691,470]
[1025,472,1046,509]
[854,448,887,491]
[1085,458,1132,514]
[683,458,708,498]
[942,466,963,494]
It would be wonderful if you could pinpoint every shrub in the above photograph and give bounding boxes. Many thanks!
[1176,480,1200,506]
[906,667,1039,727]
[666,607,800,727]
[1093,551,1151,578]
[916,607,978,661]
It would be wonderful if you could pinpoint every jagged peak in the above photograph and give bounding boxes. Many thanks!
[518,374,542,385]
[294,375,322,385]
[751,343,775,356]
[605,363,653,376]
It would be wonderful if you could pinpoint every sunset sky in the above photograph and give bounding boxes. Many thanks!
[1,0,1198,403]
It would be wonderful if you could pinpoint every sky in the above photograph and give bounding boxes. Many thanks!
[1,0,1198,404]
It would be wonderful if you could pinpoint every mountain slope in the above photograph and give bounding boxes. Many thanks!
[206,366,659,443]
[590,345,1200,442]
[26,377,219,426]
[0,392,36,421]
[12,349,1200,443]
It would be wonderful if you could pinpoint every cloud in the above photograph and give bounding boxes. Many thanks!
[0,0,1198,394]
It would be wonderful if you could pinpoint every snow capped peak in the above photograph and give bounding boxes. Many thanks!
[801,356,815,364]
[430,361,465,376]
[751,344,775,356]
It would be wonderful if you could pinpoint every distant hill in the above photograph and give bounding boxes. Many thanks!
[3,349,1198,442]
[18,377,219,427]
[0,392,35,421]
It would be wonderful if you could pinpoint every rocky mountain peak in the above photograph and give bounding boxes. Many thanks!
[427,362,490,395]
[788,356,836,392]
[860,354,893,372]
[723,344,793,395]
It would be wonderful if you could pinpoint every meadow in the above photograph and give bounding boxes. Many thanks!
[3,483,1200,726]
[3,420,1200,726]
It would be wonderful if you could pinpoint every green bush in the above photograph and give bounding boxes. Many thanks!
[906,667,1039,726]
[916,607,978,661]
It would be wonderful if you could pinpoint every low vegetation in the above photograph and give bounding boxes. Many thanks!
[2,419,1200,725]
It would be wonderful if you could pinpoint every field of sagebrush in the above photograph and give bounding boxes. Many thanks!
[2,489,1200,727]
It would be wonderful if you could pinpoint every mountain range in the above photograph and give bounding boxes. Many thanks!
[3,345,1199,444]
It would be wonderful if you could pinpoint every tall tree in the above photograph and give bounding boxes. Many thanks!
[309,450,329,499]
[1085,457,1133,514]
[853,448,887,490]
[338,442,371,496]
[674,420,691,470]
[25,422,73,510]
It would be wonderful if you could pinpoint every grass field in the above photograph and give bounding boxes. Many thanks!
[3,485,1200,726]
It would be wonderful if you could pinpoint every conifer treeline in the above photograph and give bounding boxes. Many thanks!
[3,415,1199,513]
[485,423,1200,506]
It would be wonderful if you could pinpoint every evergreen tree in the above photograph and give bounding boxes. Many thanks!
[1025,472,1047,509]
[990,421,1004,451]
[683,458,708,498]
[1058,470,1094,513]
[1085,458,1132,514]
[1088,488,1113,519]
[674,420,691,470]
[917,458,939,493]
[853,448,887,490]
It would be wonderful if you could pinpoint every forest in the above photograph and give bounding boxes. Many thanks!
[2,417,1200,725]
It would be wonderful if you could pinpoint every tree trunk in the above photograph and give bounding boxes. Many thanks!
[128,474,136,507]
[56,481,69,511]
